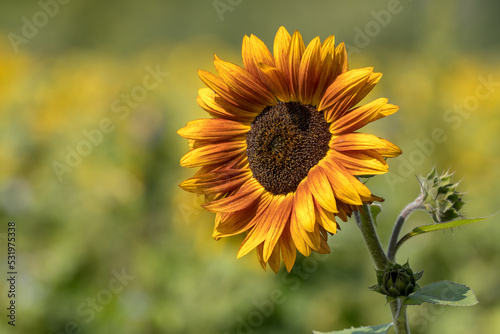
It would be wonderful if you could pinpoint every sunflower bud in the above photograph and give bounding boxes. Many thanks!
[370,262,423,299]
[418,168,465,223]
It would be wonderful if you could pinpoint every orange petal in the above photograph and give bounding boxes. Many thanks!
[329,98,388,134]
[179,169,252,195]
[263,194,293,261]
[180,140,246,168]
[202,178,264,213]
[267,244,281,273]
[321,35,335,60]
[330,133,391,152]
[287,30,305,100]
[333,42,348,78]
[293,179,316,232]
[259,63,292,101]
[298,37,322,105]
[319,67,374,116]
[273,26,292,82]
[318,231,331,254]
[197,88,259,121]
[214,56,276,106]
[373,103,399,121]
[299,220,321,251]
[376,138,402,157]
[321,158,362,205]
[290,211,312,256]
[306,164,338,213]
[237,194,283,258]
[243,34,276,81]
[319,68,381,122]
[334,162,375,201]
[329,150,388,176]
[214,196,265,238]
[256,243,268,271]
[311,35,337,106]
[178,118,250,140]
[198,70,264,112]
[280,226,297,272]
[314,201,338,234]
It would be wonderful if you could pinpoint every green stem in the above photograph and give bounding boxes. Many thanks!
[355,203,410,333]
[390,299,410,334]
[354,203,388,270]
[387,198,424,262]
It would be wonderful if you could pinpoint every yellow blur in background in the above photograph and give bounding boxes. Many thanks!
[0,1,499,333]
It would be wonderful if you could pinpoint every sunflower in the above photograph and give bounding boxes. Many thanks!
[178,27,401,273]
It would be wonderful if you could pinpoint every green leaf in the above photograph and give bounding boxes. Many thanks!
[313,323,393,334]
[369,204,382,226]
[403,281,478,306]
[396,213,498,252]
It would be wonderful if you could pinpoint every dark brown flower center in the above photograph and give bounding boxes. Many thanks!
[246,102,332,195]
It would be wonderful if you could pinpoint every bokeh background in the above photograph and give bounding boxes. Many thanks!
[1,0,499,333]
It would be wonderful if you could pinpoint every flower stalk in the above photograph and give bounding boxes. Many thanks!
[387,197,424,262]
[354,203,388,270]
[355,202,413,333]
[390,299,410,334]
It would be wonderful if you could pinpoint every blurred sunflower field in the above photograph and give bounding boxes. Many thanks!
[1,1,499,333]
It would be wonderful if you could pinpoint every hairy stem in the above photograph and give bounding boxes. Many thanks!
[390,299,410,334]
[387,197,424,262]
[354,203,388,270]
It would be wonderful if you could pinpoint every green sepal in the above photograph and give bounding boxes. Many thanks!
[370,262,422,298]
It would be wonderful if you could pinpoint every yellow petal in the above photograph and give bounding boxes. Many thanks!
[293,179,316,232]
[306,164,338,213]
[214,56,276,106]
[290,211,312,256]
[263,194,293,261]
[180,140,246,168]
[214,197,263,237]
[377,138,402,157]
[314,202,338,234]
[237,194,282,258]
[267,244,281,273]
[179,169,251,195]
[329,150,388,176]
[178,118,250,140]
[330,133,390,152]
[198,69,263,112]
[202,178,264,213]
[280,227,297,272]
[258,63,292,102]
[287,30,305,100]
[311,35,337,106]
[299,221,321,251]
[322,158,362,205]
[333,42,348,78]
[319,68,380,122]
[373,103,399,121]
[329,98,388,134]
[273,26,292,81]
[197,88,259,120]
[298,37,322,105]
[243,34,275,80]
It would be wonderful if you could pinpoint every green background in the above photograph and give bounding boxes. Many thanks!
[1,0,499,333]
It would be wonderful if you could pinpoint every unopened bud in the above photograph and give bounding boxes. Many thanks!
[418,168,465,223]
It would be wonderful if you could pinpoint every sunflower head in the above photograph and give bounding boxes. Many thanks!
[178,27,401,273]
